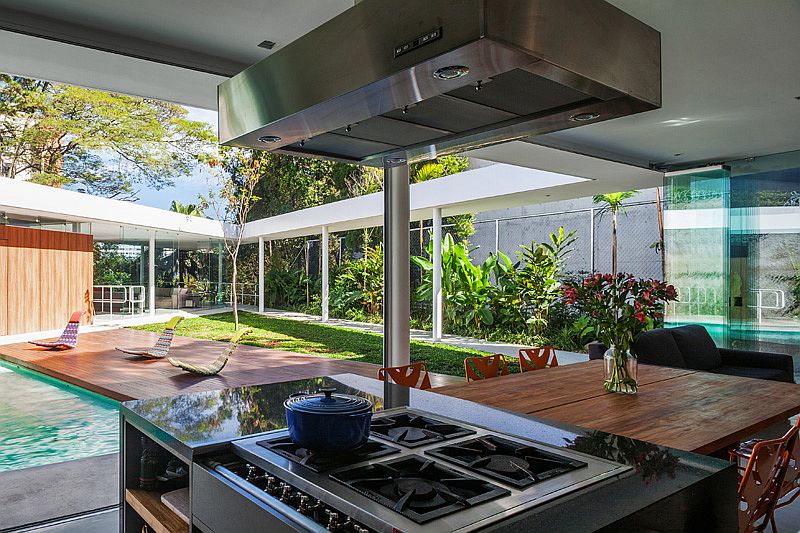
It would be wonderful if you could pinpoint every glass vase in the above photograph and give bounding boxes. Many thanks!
[603,346,638,394]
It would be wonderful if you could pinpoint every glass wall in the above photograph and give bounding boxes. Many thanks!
[665,150,800,366]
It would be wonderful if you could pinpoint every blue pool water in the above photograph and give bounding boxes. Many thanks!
[0,361,119,473]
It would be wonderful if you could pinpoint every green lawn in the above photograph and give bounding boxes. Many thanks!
[131,311,492,376]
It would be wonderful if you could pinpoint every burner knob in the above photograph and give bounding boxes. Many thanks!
[280,484,295,503]
[297,495,312,515]
[325,510,340,531]
[265,476,278,493]
[245,464,258,481]
[352,526,369,533]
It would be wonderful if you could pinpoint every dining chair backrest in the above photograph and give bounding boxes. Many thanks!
[377,362,432,390]
[738,424,798,532]
[518,346,559,372]
[777,418,800,509]
[464,354,509,382]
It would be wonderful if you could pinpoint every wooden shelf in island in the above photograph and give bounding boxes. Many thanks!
[125,488,189,533]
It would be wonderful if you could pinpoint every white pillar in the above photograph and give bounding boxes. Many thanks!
[432,207,443,341]
[258,236,265,313]
[148,232,156,317]
[321,226,330,322]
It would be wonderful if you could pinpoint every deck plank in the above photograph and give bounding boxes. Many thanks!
[0,328,460,401]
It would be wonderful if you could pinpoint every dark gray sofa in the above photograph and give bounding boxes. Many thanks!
[631,325,795,383]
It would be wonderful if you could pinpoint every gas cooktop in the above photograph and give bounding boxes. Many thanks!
[214,408,632,532]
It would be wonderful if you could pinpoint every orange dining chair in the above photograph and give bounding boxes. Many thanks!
[736,424,798,532]
[518,346,559,372]
[377,362,432,390]
[464,354,509,382]
[732,417,800,513]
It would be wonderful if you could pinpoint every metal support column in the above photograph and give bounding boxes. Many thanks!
[494,219,500,254]
[321,226,329,322]
[432,207,443,341]
[258,236,265,313]
[148,232,155,317]
[383,155,411,370]
[589,207,596,274]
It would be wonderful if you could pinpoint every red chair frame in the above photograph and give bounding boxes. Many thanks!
[464,354,509,382]
[377,362,432,390]
[518,346,559,372]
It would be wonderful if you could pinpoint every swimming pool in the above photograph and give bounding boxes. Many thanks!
[0,361,119,473]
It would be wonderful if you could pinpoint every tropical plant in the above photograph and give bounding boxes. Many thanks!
[169,200,205,217]
[593,190,638,275]
[516,227,577,335]
[263,268,309,309]
[330,244,384,318]
[413,234,495,329]
[563,273,678,392]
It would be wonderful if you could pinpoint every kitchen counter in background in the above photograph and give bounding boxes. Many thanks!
[120,373,737,532]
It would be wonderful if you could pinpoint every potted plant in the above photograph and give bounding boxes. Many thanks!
[563,273,677,394]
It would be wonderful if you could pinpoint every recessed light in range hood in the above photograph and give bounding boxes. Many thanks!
[219,0,661,165]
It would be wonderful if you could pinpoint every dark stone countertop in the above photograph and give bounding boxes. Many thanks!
[121,373,738,531]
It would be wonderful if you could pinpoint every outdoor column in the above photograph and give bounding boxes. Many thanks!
[383,155,411,370]
[258,236,265,313]
[321,226,329,322]
[148,232,155,317]
[432,207,443,341]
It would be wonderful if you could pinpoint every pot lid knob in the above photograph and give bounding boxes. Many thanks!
[319,387,336,401]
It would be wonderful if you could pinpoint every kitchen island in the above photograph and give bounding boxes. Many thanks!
[119,373,737,532]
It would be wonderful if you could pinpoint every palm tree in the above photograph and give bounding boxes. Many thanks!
[593,190,638,276]
[169,200,204,217]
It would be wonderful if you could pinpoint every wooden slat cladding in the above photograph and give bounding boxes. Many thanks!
[0,239,7,336]
[0,226,93,335]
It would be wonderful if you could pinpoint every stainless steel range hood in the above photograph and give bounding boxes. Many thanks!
[218,0,661,165]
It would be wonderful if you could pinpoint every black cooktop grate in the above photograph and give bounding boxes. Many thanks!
[370,412,475,448]
[425,435,587,488]
[330,455,509,524]
[256,436,399,473]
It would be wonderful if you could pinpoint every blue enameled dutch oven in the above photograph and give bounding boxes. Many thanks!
[284,387,373,452]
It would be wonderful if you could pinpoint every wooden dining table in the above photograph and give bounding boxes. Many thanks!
[431,360,800,455]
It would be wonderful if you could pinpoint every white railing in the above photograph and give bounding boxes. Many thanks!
[672,285,786,323]
[749,289,786,324]
[190,281,258,307]
[93,285,145,316]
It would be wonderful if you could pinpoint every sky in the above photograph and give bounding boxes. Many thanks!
[134,106,220,211]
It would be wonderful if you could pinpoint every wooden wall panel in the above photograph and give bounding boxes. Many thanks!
[1,226,93,335]
[6,226,41,334]
[0,237,7,336]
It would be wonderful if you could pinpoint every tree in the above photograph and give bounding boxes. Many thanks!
[0,74,215,200]
[593,190,638,276]
[170,200,205,217]
[202,148,261,330]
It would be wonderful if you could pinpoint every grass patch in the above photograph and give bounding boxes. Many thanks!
[131,311,493,376]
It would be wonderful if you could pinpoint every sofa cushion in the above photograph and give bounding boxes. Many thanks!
[670,325,722,370]
[632,328,686,368]
[713,365,788,382]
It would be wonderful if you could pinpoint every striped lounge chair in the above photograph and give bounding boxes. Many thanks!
[168,328,252,376]
[28,311,82,349]
[115,316,184,359]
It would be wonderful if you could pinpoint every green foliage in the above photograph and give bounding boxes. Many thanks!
[93,243,134,285]
[0,74,215,200]
[170,200,205,217]
[264,268,309,309]
[330,245,384,318]
[132,311,491,377]
[413,234,495,329]
[516,227,577,334]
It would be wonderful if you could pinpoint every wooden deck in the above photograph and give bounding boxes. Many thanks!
[0,328,460,401]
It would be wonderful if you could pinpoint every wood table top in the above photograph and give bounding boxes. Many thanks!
[432,360,800,454]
